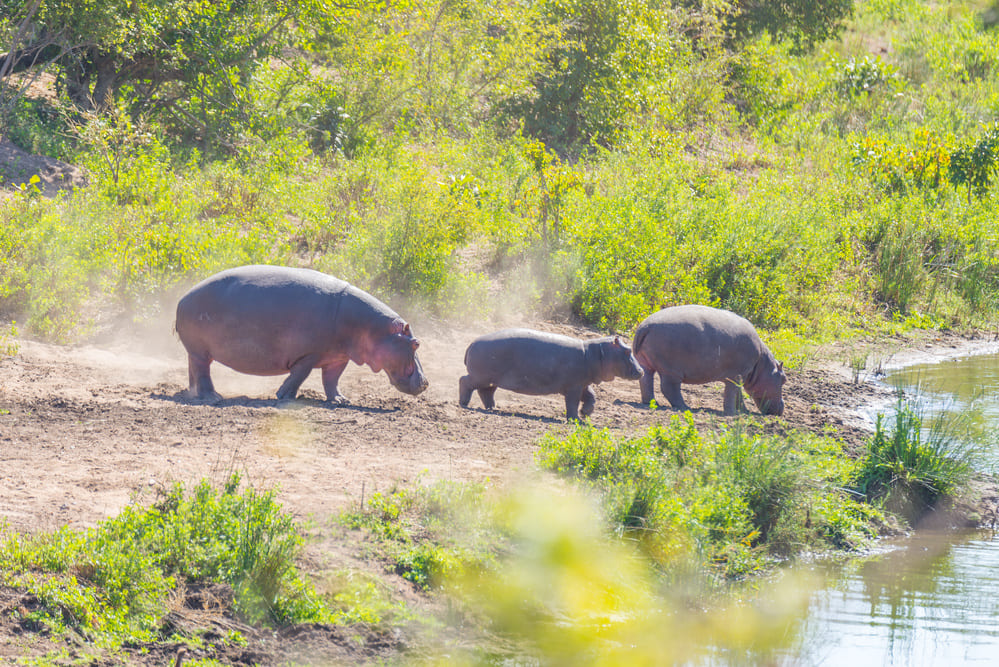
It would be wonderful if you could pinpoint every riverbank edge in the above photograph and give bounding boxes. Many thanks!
[819,329,999,532]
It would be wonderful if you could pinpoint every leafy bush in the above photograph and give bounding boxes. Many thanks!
[835,56,900,97]
[537,417,881,579]
[341,481,500,592]
[0,474,329,649]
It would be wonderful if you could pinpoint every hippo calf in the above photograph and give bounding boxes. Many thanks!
[633,305,785,416]
[459,328,644,420]
[175,265,428,403]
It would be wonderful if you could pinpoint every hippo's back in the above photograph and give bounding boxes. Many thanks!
[176,265,350,374]
[633,305,763,383]
[464,328,587,394]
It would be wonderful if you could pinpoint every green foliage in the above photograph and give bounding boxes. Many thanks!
[0,0,316,153]
[0,474,328,650]
[835,56,900,98]
[949,124,999,202]
[854,398,978,525]
[537,416,882,580]
[720,0,854,54]
[508,0,696,152]
[341,480,500,592]
[852,130,951,195]
[2,0,999,345]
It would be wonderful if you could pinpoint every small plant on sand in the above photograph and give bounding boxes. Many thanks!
[340,480,500,591]
[0,321,17,357]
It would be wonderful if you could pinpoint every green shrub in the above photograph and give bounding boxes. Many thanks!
[835,56,900,98]
[537,417,879,579]
[341,481,500,592]
[0,474,329,649]
[854,398,978,524]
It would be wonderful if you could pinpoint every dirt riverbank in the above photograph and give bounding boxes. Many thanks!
[1,323,997,663]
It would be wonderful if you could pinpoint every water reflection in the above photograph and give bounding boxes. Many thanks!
[743,352,999,666]
[785,530,999,666]
[886,353,999,466]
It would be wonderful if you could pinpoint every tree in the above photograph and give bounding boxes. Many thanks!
[0,0,311,151]
[720,0,854,54]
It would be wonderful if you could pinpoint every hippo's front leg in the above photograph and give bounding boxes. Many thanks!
[187,352,222,403]
[579,386,596,417]
[722,379,747,416]
[321,361,350,404]
[563,387,584,420]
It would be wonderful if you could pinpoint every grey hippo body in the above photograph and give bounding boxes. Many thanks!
[459,328,643,420]
[175,265,428,403]
[633,305,785,416]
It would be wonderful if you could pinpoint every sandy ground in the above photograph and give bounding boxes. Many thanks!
[2,321,998,664]
[0,320,916,536]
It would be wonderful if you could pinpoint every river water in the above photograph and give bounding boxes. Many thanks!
[765,351,999,666]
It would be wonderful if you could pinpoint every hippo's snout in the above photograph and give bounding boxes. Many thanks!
[627,360,644,381]
[390,357,430,396]
[760,398,784,417]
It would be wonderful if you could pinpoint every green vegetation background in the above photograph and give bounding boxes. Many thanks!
[2,0,999,356]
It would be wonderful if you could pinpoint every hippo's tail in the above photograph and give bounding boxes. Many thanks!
[632,325,649,355]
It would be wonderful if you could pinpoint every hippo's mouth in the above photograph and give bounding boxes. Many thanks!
[390,361,429,396]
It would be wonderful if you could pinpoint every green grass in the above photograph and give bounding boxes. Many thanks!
[0,474,329,652]
[854,397,980,525]
[536,415,884,580]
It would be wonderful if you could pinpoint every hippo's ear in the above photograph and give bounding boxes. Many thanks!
[411,338,420,351]
[403,323,412,337]
[613,335,623,347]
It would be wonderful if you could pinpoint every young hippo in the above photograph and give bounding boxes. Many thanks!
[632,305,785,416]
[459,328,644,420]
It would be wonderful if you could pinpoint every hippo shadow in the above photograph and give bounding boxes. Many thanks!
[150,388,400,415]
[461,406,572,425]
[612,398,729,418]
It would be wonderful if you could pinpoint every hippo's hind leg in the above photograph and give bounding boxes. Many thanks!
[187,352,222,403]
[477,386,497,410]
[722,379,747,416]
[276,354,320,401]
[321,361,350,404]
[659,376,690,412]
[458,375,475,407]
[579,386,596,417]
[639,365,656,405]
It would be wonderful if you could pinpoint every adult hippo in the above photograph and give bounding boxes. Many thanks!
[175,265,428,403]
[459,328,644,420]
[632,305,785,416]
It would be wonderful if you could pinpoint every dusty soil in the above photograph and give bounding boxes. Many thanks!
[0,141,87,197]
[0,321,995,664]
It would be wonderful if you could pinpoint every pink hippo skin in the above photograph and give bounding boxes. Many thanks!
[632,305,785,416]
[458,328,644,420]
[175,265,428,403]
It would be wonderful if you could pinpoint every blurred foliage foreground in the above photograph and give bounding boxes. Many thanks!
[0,407,977,663]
